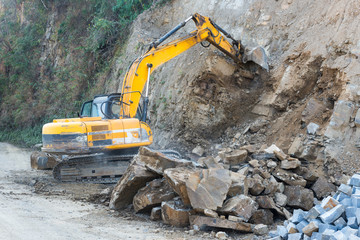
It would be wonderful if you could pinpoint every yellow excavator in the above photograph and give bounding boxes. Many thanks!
[33,13,268,183]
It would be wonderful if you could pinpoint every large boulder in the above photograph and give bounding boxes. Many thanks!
[311,177,336,199]
[284,185,314,211]
[219,195,258,222]
[133,178,176,212]
[109,159,159,210]
[164,167,196,206]
[186,168,231,211]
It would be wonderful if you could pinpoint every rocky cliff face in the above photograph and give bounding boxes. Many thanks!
[106,0,360,175]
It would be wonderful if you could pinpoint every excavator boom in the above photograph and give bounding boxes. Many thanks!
[35,13,268,183]
[119,13,268,119]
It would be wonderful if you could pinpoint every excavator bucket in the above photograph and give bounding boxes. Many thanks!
[243,46,269,71]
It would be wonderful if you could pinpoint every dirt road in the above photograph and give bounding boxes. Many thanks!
[0,143,211,240]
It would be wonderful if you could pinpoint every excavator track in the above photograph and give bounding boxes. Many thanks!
[52,149,181,184]
[53,154,135,184]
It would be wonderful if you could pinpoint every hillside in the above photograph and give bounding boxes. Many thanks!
[1,0,360,177]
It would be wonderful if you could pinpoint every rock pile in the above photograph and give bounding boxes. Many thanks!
[109,145,334,235]
[270,174,360,239]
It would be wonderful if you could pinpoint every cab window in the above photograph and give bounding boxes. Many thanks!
[80,101,92,117]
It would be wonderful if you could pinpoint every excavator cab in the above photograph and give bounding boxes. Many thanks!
[80,94,121,119]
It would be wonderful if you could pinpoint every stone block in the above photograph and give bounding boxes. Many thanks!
[312,177,337,199]
[355,208,360,224]
[150,207,162,221]
[348,217,358,229]
[133,178,176,212]
[349,235,360,240]
[219,195,258,222]
[330,231,346,240]
[340,226,358,236]
[161,199,191,227]
[189,215,252,232]
[186,168,231,211]
[109,160,159,210]
[303,221,319,236]
[321,196,339,211]
[353,197,360,208]
[287,222,298,233]
[341,198,353,207]
[320,204,345,224]
[350,174,360,187]
[253,224,268,235]
[311,232,323,240]
[249,209,274,225]
[224,149,248,165]
[321,228,335,239]
[318,223,337,233]
[284,185,314,210]
[306,205,325,220]
[346,207,357,219]
[277,225,288,238]
[288,233,303,240]
[338,184,352,195]
[296,220,309,233]
[336,192,350,202]
[291,209,306,224]
[334,217,346,229]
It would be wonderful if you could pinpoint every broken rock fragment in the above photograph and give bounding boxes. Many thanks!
[248,177,265,196]
[186,168,231,211]
[284,185,314,211]
[280,159,301,170]
[109,159,159,210]
[228,171,248,197]
[137,147,193,175]
[189,215,252,232]
[249,209,274,225]
[219,195,258,222]
[273,168,307,187]
[224,149,248,165]
[161,198,192,227]
[133,178,176,213]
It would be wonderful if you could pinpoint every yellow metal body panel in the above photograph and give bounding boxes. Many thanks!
[42,117,152,154]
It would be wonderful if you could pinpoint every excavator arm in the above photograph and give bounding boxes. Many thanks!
[119,13,268,119]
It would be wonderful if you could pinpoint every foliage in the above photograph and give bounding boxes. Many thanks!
[0,0,172,146]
